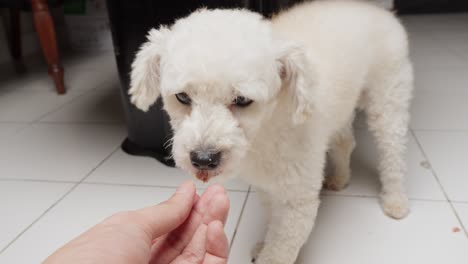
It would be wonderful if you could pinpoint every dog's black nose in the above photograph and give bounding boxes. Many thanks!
[190,150,221,170]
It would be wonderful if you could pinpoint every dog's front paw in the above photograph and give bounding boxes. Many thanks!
[253,246,296,264]
[254,253,287,264]
[323,174,350,191]
[380,191,409,219]
[250,242,264,263]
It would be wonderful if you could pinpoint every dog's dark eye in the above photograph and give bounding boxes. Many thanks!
[175,92,192,105]
[233,96,253,107]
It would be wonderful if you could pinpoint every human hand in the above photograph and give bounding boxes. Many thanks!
[43,181,230,264]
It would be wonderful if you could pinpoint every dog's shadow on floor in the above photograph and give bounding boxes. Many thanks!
[53,79,126,124]
[83,82,125,123]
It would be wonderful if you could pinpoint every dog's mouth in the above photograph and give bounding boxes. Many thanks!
[195,170,211,182]
[195,169,222,182]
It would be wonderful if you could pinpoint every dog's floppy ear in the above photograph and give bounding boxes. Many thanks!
[129,26,170,112]
[277,43,318,125]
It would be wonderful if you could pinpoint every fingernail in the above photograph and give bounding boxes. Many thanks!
[176,180,194,194]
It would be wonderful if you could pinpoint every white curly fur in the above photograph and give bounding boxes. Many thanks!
[129,1,413,263]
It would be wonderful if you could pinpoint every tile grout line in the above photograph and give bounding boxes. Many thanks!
[0,86,101,137]
[0,178,250,193]
[0,178,77,184]
[432,35,468,64]
[0,175,452,201]
[0,55,123,253]
[0,123,35,143]
[411,128,468,133]
[410,129,468,237]
[0,84,123,139]
[37,121,125,125]
[451,200,468,205]
[0,121,30,124]
[80,181,250,193]
[0,183,79,255]
[31,86,100,124]
[229,186,252,252]
[23,75,122,126]
[320,192,450,203]
[0,121,123,125]
[0,145,121,255]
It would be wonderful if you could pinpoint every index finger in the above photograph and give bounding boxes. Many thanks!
[135,181,197,239]
[150,184,229,264]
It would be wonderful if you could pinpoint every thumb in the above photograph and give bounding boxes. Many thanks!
[134,181,197,240]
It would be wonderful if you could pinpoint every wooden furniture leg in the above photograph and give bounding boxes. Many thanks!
[31,0,65,94]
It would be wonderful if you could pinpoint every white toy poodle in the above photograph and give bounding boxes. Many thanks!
[129,1,413,263]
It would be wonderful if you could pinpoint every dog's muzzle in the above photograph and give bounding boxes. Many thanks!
[190,150,222,182]
[190,150,222,170]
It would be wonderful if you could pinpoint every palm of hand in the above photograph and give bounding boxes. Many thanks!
[44,183,230,264]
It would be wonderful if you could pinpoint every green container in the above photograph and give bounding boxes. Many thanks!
[64,0,86,15]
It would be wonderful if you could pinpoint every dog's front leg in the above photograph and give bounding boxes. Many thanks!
[254,190,320,264]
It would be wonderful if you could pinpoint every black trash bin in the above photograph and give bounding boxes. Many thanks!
[106,0,302,167]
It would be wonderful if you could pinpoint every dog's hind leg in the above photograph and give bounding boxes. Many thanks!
[364,59,413,219]
[324,119,356,191]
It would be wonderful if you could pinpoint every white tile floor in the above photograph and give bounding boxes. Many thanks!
[0,13,467,264]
